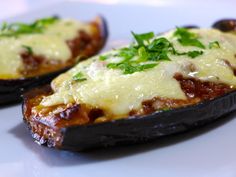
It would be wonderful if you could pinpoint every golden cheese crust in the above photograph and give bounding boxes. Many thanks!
[23,74,234,147]
[0,17,106,79]
[22,28,236,147]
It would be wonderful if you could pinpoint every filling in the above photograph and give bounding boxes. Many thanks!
[26,28,236,126]
[0,17,100,79]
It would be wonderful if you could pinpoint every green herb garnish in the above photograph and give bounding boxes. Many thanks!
[186,50,203,58]
[1,22,8,31]
[0,16,59,37]
[103,28,217,74]
[209,41,220,49]
[147,37,174,61]
[107,62,157,74]
[131,31,154,46]
[99,55,108,61]
[174,27,205,49]
[118,46,137,60]
[22,45,33,55]
[72,72,87,82]
[137,46,148,61]
[103,33,174,74]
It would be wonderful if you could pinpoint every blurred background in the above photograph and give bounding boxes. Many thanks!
[1,0,236,20]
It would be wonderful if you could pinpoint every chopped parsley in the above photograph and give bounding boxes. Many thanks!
[99,28,218,74]
[22,45,33,55]
[131,31,154,46]
[0,16,59,38]
[107,62,157,74]
[186,50,203,58]
[72,72,87,82]
[174,27,205,49]
[174,50,204,58]
[209,41,220,49]
[99,55,108,61]
[118,46,137,60]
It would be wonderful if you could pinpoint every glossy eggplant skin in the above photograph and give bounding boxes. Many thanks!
[0,68,69,104]
[212,19,236,32]
[22,23,236,151]
[59,91,236,151]
[0,16,108,104]
[22,85,236,151]
[181,25,199,29]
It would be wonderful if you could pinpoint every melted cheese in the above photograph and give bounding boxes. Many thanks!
[40,29,236,118]
[0,19,92,79]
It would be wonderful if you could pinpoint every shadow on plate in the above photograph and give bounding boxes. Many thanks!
[9,111,236,167]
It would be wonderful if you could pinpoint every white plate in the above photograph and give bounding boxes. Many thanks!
[1,1,236,177]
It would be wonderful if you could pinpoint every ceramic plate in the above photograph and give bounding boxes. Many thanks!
[1,1,236,177]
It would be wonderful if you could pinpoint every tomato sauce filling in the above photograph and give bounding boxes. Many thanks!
[23,71,235,146]
[23,86,105,146]
[24,72,234,131]
[129,73,233,116]
[20,22,103,78]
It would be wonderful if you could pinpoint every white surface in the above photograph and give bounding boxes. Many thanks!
[1,0,236,20]
[1,1,236,177]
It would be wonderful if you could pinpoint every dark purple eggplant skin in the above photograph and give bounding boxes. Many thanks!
[212,19,236,32]
[57,90,236,151]
[98,15,109,45]
[0,67,70,104]
[181,25,199,29]
[22,23,235,151]
[0,16,108,105]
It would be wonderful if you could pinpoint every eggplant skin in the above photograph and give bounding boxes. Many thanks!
[0,68,71,104]
[61,91,236,151]
[22,85,236,151]
[0,16,108,105]
[212,19,236,32]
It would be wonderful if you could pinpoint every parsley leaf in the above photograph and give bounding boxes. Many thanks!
[209,41,220,49]
[0,16,59,38]
[99,55,108,61]
[177,37,205,49]
[146,37,173,61]
[138,46,148,61]
[107,62,157,74]
[147,37,172,52]
[187,50,203,58]
[174,27,205,49]
[22,45,33,55]
[174,50,203,58]
[104,29,207,74]
[174,27,197,39]
[1,22,8,31]
[72,72,87,82]
[131,31,154,46]
[148,51,171,61]
[118,47,137,60]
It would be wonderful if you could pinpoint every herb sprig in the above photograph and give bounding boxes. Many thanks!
[100,28,219,74]
[174,27,205,49]
[22,45,33,55]
[0,16,59,38]
[72,72,87,82]
[100,34,177,74]
[209,41,220,49]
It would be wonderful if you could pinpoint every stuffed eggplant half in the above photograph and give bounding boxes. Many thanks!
[0,16,108,104]
[23,24,236,151]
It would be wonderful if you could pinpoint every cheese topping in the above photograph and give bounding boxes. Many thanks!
[0,19,92,79]
[40,29,236,118]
